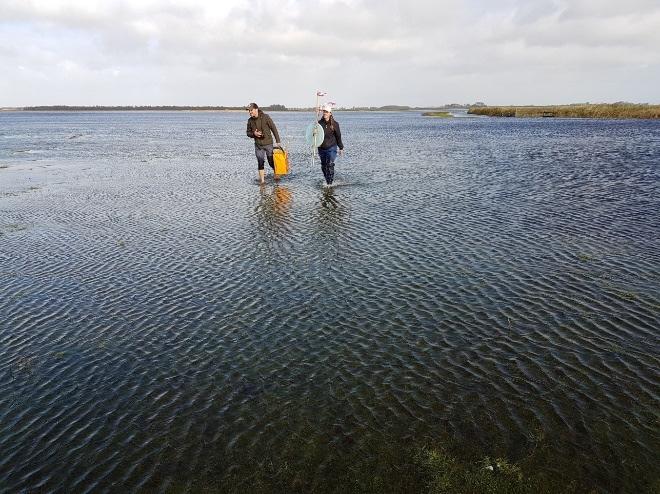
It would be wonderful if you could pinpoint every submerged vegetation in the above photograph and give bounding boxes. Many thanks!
[199,442,615,493]
[422,111,453,118]
[154,424,657,494]
[468,103,660,119]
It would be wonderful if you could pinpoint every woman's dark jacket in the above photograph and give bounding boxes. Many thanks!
[318,118,343,150]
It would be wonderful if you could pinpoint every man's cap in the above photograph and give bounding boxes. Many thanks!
[246,102,258,110]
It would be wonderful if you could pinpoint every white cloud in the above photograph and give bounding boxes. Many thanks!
[1,0,659,106]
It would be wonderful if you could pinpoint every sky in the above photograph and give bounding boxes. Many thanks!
[1,0,659,107]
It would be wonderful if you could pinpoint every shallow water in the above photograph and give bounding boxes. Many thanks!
[0,111,659,492]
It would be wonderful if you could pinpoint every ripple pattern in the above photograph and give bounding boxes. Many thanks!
[1,111,659,492]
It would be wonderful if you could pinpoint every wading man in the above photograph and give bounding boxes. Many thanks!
[246,102,281,184]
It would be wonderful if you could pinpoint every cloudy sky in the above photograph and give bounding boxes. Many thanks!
[1,0,659,107]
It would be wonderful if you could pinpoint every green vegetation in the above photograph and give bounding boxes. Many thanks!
[422,111,453,118]
[201,441,600,493]
[468,103,660,119]
[151,418,650,494]
[415,449,534,494]
[613,290,638,301]
[265,104,287,111]
[170,414,655,494]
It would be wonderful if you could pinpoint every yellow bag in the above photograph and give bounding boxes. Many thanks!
[273,148,289,175]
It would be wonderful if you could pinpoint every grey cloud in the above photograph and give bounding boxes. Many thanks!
[557,0,660,20]
[0,1,457,72]
[2,0,659,105]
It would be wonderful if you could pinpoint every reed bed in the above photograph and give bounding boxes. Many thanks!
[468,103,660,119]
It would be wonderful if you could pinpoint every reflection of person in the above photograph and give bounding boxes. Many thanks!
[246,102,282,184]
[317,104,345,186]
[254,184,293,238]
[317,187,346,236]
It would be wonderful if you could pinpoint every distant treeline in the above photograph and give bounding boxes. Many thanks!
[23,105,256,111]
[468,103,660,119]
[344,104,480,111]
[21,104,346,112]
[19,104,476,112]
[18,103,658,117]
[343,105,413,111]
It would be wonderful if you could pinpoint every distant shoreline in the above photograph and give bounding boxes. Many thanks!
[3,105,470,112]
[3,103,659,118]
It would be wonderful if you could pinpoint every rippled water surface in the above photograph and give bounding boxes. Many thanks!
[1,111,659,493]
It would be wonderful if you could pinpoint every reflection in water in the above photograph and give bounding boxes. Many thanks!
[253,184,293,239]
[317,187,347,236]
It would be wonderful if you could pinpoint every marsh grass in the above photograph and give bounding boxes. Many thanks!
[468,103,660,119]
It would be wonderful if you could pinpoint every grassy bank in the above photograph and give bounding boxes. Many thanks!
[468,103,660,119]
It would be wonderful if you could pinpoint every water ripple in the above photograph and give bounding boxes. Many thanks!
[0,112,658,492]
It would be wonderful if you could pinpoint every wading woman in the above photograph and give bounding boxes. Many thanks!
[317,105,344,186]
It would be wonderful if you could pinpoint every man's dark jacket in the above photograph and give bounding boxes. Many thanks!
[246,110,280,147]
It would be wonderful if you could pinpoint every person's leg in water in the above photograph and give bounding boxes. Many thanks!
[319,149,329,184]
[265,144,277,180]
[255,145,266,183]
[326,152,335,185]
[322,146,337,185]
[319,146,337,185]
